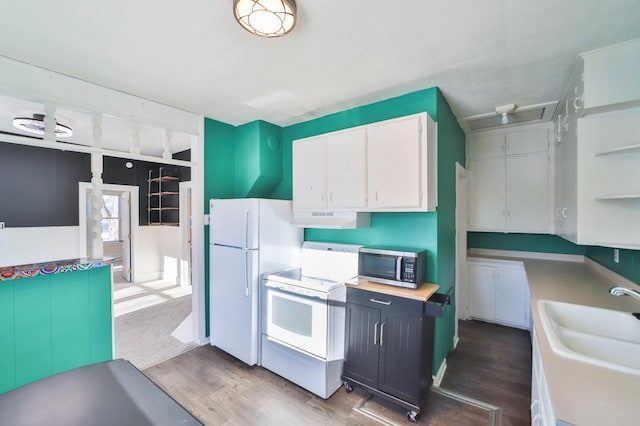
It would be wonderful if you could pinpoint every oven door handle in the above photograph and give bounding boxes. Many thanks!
[264,282,327,300]
[395,256,402,281]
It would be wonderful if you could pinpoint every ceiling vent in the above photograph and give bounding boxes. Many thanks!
[462,102,558,132]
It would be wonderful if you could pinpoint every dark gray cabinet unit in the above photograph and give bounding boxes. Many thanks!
[343,286,440,421]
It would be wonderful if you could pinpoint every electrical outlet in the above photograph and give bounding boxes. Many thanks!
[614,248,620,264]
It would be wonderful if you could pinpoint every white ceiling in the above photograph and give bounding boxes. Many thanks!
[0,0,639,134]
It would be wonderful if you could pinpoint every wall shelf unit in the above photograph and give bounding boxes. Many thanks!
[595,143,640,156]
[147,167,180,226]
[594,194,640,200]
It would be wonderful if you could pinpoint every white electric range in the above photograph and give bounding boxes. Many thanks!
[260,242,361,399]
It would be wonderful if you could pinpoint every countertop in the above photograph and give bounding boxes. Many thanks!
[0,257,114,282]
[346,278,439,302]
[472,253,640,426]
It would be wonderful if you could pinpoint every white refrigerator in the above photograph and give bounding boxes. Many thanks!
[209,198,302,366]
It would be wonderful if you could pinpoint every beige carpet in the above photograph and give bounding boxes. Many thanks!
[114,294,197,370]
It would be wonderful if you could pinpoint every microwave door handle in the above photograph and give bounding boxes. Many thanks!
[396,257,402,281]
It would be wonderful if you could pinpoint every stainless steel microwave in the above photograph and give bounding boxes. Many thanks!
[358,246,426,289]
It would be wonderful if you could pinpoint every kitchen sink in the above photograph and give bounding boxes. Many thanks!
[538,300,640,376]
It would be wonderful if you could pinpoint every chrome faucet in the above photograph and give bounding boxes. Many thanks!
[609,286,640,302]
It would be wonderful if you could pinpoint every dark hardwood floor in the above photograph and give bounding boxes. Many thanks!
[144,320,532,425]
[441,320,532,426]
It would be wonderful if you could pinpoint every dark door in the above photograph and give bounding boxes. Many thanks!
[343,303,380,388]
[377,312,423,405]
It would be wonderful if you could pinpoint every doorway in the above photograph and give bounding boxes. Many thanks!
[79,182,138,282]
[455,163,468,346]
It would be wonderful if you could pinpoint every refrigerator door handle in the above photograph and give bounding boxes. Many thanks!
[244,249,249,297]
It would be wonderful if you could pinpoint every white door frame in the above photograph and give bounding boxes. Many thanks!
[179,181,192,288]
[455,162,468,347]
[190,118,207,345]
[79,182,139,283]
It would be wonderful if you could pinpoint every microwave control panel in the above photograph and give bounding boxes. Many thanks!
[402,259,416,282]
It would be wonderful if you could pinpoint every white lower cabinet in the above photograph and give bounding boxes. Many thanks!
[531,328,556,426]
[466,258,529,328]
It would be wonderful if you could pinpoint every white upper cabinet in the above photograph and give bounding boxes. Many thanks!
[467,124,551,233]
[292,135,327,211]
[292,112,437,213]
[367,115,422,210]
[468,157,505,231]
[467,133,505,160]
[553,39,640,249]
[506,154,549,233]
[582,39,640,111]
[326,128,367,210]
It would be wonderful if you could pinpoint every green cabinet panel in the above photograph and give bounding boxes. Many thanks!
[0,281,15,393]
[13,275,52,387]
[50,271,91,374]
[89,266,112,363]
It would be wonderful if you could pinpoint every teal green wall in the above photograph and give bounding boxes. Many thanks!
[0,266,112,394]
[272,87,465,374]
[586,246,639,285]
[467,232,639,284]
[204,119,237,336]
[203,88,466,373]
[467,232,587,255]
[432,91,466,368]
[235,121,283,198]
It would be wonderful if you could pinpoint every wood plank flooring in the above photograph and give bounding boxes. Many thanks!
[144,320,532,425]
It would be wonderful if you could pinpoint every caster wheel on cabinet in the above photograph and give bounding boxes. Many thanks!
[344,383,353,393]
[407,411,418,422]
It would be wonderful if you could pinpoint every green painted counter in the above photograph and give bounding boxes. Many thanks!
[0,265,112,394]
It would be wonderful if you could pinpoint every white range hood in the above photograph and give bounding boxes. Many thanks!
[291,211,371,229]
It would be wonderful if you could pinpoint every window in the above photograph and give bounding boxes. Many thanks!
[101,194,120,242]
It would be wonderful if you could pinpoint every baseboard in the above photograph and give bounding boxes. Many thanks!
[468,248,585,263]
[453,335,460,349]
[135,271,161,283]
[432,359,447,387]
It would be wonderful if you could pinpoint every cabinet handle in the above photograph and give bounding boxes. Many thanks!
[375,190,378,201]
[530,400,540,416]
[374,322,379,345]
[380,322,386,346]
[369,298,391,306]
[329,193,333,202]
[506,209,510,217]
[561,207,568,218]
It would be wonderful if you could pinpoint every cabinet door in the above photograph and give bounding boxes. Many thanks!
[467,264,496,321]
[468,133,505,161]
[326,128,367,210]
[367,116,422,209]
[468,158,506,231]
[506,154,549,233]
[378,312,423,405]
[292,136,326,211]
[506,128,548,156]
[494,267,527,327]
[343,302,380,389]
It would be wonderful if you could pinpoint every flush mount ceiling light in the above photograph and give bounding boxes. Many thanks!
[495,104,516,125]
[12,113,73,137]
[234,0,296,38]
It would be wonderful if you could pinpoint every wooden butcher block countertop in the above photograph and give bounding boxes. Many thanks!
[346,278,439,302]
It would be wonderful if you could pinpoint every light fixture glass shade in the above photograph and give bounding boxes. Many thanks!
[234,0,296,38]
[12,113,73,137]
